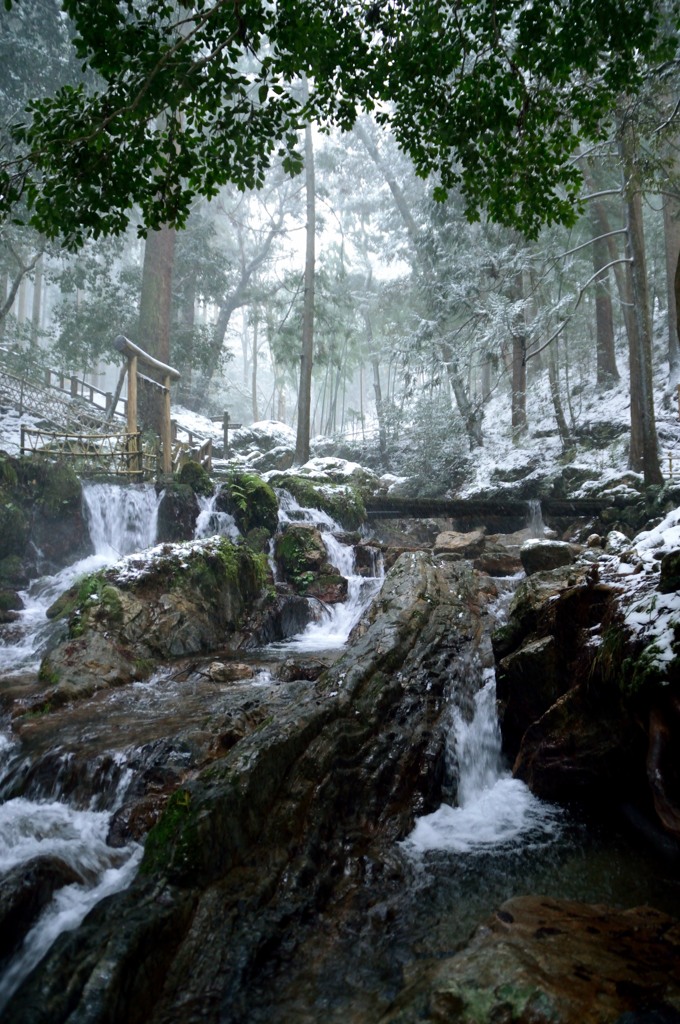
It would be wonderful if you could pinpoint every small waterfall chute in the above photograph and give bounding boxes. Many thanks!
[1,482,163,677]
[271,490,384,653]
[194,492,241,541]
[403,673,562,856]
[0,794,141,1013]
[83,482,161,559]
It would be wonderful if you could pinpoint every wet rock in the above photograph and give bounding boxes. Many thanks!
[3,554,493,1023]
[36,538,266,703]
[0,587,23,623]
[37,631,140,705]
[206,661,255,683]
[277,658,327,682]
[0,457,91,580]
[382,897,680,1024]
[433,528,486,558]
[215,472,279,536]
[303,572,348,603]
[512,684,643,803]
[354,541,383,577]
[496,635,563,756]
[0,856,82,962]
[647,694,680,839]
[250,593,321,644]
[156,483,200,542]
[274,523,329,592]
[520,539,576,575]
[473,541,522,577]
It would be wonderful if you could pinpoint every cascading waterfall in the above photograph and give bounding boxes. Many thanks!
[0,483,162,678]
[0,789,142,1013]
[526,498,545,539]
[83,482,160,558]
[404,671,562,855]
[403,578,562,858]
[195,492,241,541]
[273,490,384,653]
[0,482,161,1009]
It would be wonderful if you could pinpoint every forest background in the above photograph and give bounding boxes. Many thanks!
[1,0,680,496]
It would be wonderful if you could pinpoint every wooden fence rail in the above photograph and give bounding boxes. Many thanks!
[20,425,156,477]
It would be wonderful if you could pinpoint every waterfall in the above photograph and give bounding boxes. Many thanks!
[0,792,142,1013]
[83,482,160,558]
[273,490,384,653]
[403,671,562,856]
[526,499,545,539]
[194,493,241,541]
[1,483,162,678]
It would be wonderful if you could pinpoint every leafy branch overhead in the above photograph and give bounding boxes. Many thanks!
[1,0,678,245]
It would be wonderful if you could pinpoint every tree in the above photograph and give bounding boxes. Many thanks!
[295,102,316,465]
[2,1,677,246]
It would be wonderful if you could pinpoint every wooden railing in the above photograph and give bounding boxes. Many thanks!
[43,368,127,418]
[20,425,157,477]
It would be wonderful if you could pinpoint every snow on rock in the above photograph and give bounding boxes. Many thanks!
[231,420,295,452]
[599,505,680,682]
[171,406,223,439]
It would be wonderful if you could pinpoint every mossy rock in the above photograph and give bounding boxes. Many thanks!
[177,460,214,498]
[0,501,29,560]
[268,473,366,530]
[15,458,82,518]
[157,483,199,542]
[274,524,328,592]
[216,472,279,536]
[660,550,680,594]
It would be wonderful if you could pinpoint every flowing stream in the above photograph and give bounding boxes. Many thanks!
[272,490,384,652]
[404,671,563,856]
[0,483,160,1011]
[2,482,679,1020]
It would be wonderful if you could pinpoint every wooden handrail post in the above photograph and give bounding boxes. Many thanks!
[161,373,172,476]
[70,375,78,398]
[223,411,230,454]
[127,354,138,436]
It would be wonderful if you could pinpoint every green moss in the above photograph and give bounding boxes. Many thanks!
[38,664,59,686]
[268,473,366,529]
[15,459,82,518]
[141,787,199,876]
[0,502,29,560]
[177,460,214,497]
[218,472,279,536]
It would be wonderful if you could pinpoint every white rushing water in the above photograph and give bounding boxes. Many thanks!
[403,672,562,856]
[195,492,241,541]
[0,483,161,677]
[273,491,384,653]
[0,790,142,1013]
[0,483,159,1007]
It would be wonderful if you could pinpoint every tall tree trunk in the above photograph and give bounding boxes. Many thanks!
[137,224,176,433]
[663,191,680,395]
[548,337,571,446]
[30,254,43,350]
[510,271,527,441]
[440,340,484,447]
[620,124,663,485]
[294,108,316,466]
[251,313,260,422]
[590,215,619,387]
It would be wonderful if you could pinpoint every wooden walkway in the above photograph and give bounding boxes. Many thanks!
[364,495,630,522]
[0,347,212,478]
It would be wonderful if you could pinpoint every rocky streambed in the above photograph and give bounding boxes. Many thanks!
[1,464,680,1023]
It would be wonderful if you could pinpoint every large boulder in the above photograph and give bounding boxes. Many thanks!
[156,483,199,542]
[520,539,576,575]
[36,537,267,705]
[273,523,347,601]
[381,897,680,1023]
[3,554,494,1023]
